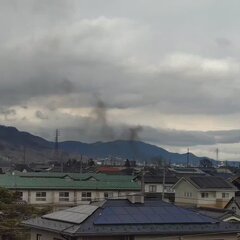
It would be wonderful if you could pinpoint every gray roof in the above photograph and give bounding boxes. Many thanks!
[144,175,178,184]
[22,199,240,237]
[188,176,236,190]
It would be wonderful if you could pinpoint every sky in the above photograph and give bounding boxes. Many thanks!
[1,0,240,160]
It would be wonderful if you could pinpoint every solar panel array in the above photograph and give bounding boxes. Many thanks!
[43,205,98,224]
[94,206,216,225]
[190,176,233,189]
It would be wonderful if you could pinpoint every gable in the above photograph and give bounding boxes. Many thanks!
[173,178,197,191]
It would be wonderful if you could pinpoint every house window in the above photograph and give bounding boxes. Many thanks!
[104,192,113,199]
[149,185,157,192]
[81,192,92,201]
[59,192,69,202]
[184,192,192,197]
[201,192,209,198]
[36,192,46,201]
[222,193,230,198]
[36,234,41,240]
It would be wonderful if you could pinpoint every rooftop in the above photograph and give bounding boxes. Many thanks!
[0,173,140,191]
[23,199,240,237]
[187,176,236,190]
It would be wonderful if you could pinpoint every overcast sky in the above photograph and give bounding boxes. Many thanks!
[1,0,240,160]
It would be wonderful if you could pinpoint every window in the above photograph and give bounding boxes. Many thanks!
[184,192,192,197]
[81,192,92,201]
[36,234,41,240]
[36,192,46,201]
[222,192,230,198]
[59,192,69,202]
[201,192,209,198]
[149,185,157,192]
[104,192,113,199]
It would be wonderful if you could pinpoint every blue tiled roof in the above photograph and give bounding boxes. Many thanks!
[23,199,240,237]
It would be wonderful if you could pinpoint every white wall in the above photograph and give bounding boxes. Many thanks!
[13,189,140,205]
[174,179,198,206]
[31,229,65,240]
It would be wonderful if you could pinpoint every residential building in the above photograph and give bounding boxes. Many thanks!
[143,175,178,194]
[169,167,207,177]
[173,176,237,208]
[23,197,240,240]
[0,172,140,206]
[225,196,240,216]
[188,206,240,222]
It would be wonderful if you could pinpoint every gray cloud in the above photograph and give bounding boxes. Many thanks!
[0,107,16,121]
[35,110,48,120]
[1,1,240,160]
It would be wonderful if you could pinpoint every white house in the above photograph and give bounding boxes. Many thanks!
[173,176,237,208]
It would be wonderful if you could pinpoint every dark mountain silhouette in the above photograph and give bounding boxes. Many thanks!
[0,125,209,165]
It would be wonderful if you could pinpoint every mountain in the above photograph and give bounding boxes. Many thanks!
[0,125,207,165]
[59,140,203,165]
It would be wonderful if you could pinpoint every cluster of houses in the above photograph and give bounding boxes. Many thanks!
[1,165,240,239]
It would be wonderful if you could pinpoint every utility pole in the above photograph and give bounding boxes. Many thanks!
[80,155,83,174]
[162,159,166,201]
[216,148,219,161]
[186,148,190,167]
[54,129,63,172]
[23,145,26,165]
[141,167,145,194]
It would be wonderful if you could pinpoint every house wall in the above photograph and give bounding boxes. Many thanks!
[144,183,174,193]
[197,191,216,208]
[30,230,238,240]
[197,191,235,208]
[135,233,237,240]
[225,201,240,216]
[31,229,65,240]
[174,179,198,206]
[14,189,139,205]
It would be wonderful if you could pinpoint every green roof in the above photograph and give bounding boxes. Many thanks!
[0,174,140,191]
[13,172,135,182]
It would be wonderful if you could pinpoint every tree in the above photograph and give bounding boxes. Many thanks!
[0,188,52,240]
[199,158,213,168]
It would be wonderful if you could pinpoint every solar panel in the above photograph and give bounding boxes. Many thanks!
[43,205,98,224]
[94,206,217,225]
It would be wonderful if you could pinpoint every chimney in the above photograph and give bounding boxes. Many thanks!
[127,193,144,204]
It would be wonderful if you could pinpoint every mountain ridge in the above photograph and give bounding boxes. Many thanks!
[0,125,208,165]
